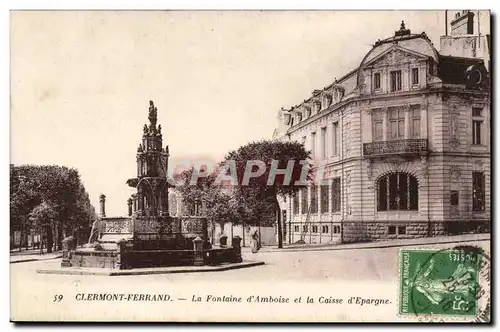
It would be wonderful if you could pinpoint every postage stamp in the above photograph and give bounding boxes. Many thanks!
[399,246,490,321]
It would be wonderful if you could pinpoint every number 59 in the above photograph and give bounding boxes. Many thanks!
[53,294,63,302]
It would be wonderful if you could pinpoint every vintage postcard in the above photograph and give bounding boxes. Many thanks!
[10,10,491,322]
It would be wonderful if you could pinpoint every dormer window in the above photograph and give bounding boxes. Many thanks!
[374,73,381,90]
[283,113,291,126]
[313,101,321,113]
[333,88,345,103]
[321,95,331,109]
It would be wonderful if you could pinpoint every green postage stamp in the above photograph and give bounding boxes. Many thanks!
[399,247,490,321]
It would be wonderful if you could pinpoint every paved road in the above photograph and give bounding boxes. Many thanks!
[11,239,487,281]
[10,239,489,322]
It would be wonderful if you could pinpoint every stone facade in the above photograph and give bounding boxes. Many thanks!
[274,17,490,244]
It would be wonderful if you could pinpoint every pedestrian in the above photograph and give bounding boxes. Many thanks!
[250,228,260,253]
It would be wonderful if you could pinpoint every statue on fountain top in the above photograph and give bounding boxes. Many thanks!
[148,100,158,129]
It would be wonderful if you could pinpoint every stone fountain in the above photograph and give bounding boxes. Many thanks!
[61,101,242,269]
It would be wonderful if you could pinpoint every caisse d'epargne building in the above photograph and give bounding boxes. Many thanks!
[273,12,490,244]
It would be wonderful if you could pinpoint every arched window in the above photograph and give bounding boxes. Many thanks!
[377,172,418,211]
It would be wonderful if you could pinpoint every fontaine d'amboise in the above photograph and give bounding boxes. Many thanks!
[60,101,242,269]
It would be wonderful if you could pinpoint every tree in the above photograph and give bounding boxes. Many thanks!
[29,201,57,253]
[233,186,275,226]
[176,167,241,236]
[10,166,40,249]
[10,165,96,251]
[224,139,312,248]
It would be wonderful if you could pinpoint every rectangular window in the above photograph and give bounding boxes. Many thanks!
[293,193,300,214]
[390,70,402,92]
[389,108,405,139]
[409,177,419,211]
[294,225,299,233]
[303,225,308,233]
[321,225,329,233]
[472,120,482,145]
[411,68,419,85]
[333,225,341,234]
[320,184,329,213]
[321,127,327,159]
[472,107,482,117]
[472,107,483,145]
[472,172,485,211]
[398,226,407,235]
[331,178,341,212]
[372,111,383,141]
[301,188,308,214]
[311,132,316,159]
[312,225,318,233]
[411,108,421,138]
[450,190,459,206]
[374,122,383,141]
[332,122,339,155]
[388,226,396,235]
[310,185,318,213]
[374,73,381,90]
[378,176,388,211]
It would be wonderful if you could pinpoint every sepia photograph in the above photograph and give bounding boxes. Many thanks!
[9,9,491,322]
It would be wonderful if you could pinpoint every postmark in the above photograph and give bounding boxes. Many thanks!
[399,245,490,322]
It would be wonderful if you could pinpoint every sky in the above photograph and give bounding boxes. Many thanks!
[10,10,490,216]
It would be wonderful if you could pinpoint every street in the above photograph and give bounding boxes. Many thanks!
[10,238,489,322]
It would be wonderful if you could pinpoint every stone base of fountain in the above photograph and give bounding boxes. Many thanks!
[61,216,242,270]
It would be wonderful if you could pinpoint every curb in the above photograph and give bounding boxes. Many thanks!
[262,235,491,253]
[10,255,63,264]
[36,261,265,276]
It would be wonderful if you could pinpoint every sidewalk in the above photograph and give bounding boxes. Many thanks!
[10,252,62,264]
[10,248,50,257]
[252,233,490,253]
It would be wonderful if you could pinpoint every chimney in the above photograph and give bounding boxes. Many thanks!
[450,10,474,35]
[99,194,106,218]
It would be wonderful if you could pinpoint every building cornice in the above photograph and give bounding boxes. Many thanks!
[284,86,489,137]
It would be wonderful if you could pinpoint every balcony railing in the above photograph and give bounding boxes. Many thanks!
[363,139,428,157]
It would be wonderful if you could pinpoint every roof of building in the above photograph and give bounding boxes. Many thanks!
[280,20,487,122]
[437,54,485,85]
[373,21,433,47]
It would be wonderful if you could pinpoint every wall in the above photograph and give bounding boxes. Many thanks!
[210,222,277,247]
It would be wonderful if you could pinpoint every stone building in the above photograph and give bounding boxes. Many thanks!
[273,13,490,244]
